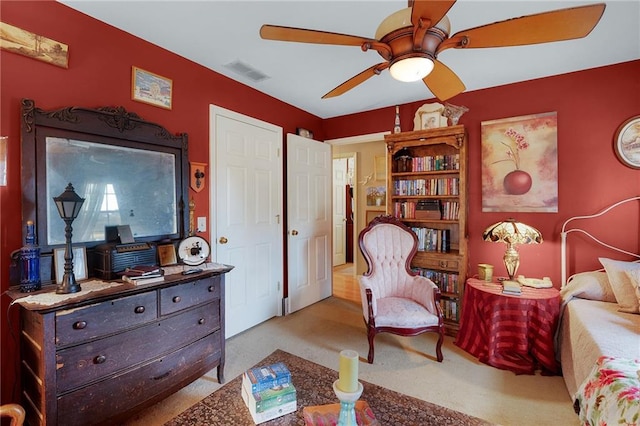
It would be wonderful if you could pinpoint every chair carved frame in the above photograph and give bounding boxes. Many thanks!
[359,215,444,363]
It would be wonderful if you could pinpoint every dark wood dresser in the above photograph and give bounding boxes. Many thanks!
[8,267,232,426]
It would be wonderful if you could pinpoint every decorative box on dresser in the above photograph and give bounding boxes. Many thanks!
[385,126,468,336]
[8,267,233,426]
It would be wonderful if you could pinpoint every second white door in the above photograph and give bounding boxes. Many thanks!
[287,133,332,313]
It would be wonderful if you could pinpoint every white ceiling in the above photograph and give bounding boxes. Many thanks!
[59,0,639,119]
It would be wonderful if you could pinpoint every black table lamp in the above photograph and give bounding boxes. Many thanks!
[53,183,85,294]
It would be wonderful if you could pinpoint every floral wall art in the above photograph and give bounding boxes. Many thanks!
[481,112,558,212]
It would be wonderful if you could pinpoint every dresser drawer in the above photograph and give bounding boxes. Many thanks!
[55,292,158,346]
[160,276,220,316]
[57,332,222,426]
[56,301,220,393]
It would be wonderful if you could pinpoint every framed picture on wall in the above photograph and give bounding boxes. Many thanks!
[481,112,558,213]
[613,115,640,169]
[366,186,386,207]
[374,156,386,181]
[132,66,173,110]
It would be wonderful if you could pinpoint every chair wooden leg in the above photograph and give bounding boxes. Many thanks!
[367,327,376,364]
[435,331,444,362]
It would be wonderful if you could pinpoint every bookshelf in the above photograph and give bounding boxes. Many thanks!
[385,126,468,336]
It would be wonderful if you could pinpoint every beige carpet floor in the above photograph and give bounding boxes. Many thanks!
[123,296,579,426]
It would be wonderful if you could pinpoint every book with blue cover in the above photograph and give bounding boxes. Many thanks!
[243,362,291,393]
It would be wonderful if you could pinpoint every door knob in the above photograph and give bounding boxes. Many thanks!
[219,236,228,244]
[291,230,299,236]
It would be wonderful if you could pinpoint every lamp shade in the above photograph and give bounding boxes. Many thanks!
[54,183,85,220]
[483,219,542,280]
[482,219,543,245]
[389,57,434,82]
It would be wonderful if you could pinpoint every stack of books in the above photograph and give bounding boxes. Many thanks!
[122,265,165,285]
[502,280,522,296]
[241,362,296,424]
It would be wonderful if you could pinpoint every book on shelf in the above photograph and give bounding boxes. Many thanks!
[243,361,292,393]
[502,280,522,295]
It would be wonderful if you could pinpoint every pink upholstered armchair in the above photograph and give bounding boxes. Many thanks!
[358,215,444,364]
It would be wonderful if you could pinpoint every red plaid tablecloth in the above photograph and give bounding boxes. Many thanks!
[455,278,560,375]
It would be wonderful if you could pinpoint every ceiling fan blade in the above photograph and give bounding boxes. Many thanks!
[411,0,456,27]
[447,3,606,49]
[423,60,465,101]
[322,63,389,99]
[260,25,374,46]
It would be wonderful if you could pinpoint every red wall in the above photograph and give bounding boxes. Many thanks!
[325,61,640,283]
[0,0,324,404]
[1,0,639,406]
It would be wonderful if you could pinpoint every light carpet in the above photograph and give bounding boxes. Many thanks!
[123,297,579,426]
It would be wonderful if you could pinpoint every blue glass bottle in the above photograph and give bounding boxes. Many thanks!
[20,220,41,292]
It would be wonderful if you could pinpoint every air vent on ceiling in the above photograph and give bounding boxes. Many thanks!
[224,60,270,83]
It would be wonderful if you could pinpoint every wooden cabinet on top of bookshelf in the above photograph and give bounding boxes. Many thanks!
[385,125,468,336]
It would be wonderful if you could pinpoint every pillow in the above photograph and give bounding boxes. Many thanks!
[624,268,640,305]
[560,271,617,303]
[599,258,640,314]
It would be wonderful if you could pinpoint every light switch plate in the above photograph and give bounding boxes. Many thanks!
[197,216,206,232]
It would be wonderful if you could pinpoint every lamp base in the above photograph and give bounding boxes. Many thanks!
[503,244,520,281]
[56,273,82,294]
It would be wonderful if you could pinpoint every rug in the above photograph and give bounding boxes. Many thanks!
[165,349,496,426]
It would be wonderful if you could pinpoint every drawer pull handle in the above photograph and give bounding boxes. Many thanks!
[153,371,171,381]
[173,296,181,303]
[440,261,447,268]
[94,355,106,364]
[198,318,206,325]
[73,321,87,330]
[208,286,214,292]
[134,306,146,314]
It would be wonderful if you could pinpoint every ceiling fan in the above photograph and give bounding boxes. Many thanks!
[260,1,605,101]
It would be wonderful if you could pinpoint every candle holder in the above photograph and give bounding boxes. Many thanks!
[332,380,363,426]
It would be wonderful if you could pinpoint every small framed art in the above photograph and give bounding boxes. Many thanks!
[613,115,640,169]
[132,66,173,109]
[158,244,178,266]
[54,246,87,284]
[413,103,447,130]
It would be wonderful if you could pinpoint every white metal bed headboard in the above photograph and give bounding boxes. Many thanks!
[560,195,640,287]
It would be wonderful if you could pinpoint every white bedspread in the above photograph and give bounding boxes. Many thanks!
[557,298,640,398]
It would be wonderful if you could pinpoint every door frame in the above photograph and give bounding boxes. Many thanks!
[325,131,389,277]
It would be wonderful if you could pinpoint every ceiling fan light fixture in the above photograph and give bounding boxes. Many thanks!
[390,57,434,82]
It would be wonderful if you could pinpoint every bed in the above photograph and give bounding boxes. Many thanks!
[557,196,640,425]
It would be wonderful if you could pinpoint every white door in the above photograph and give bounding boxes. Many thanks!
[287,133,332,313]
[210,106,283,338]
[333,158,347,266]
